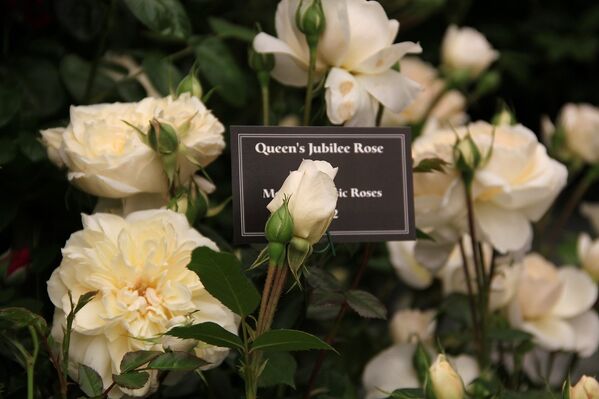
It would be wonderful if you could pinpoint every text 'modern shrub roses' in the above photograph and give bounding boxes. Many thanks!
[253,0,422,126]
[413,121,568,253]
[47,209,238,398]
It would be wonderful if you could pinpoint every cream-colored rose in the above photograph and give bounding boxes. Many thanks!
[362,344,478,399]
[389,309,436,344]
[578,233,599,282]
[429,354,465,399]
[254,0,422,126]
[267,160,338,244]
[559,103,599,163]
[382,57,467,127]
[441,25,499,78]
[503,253,599,357]
[413,121,568,253]
[143,93,225,181]
[40,94,224,199]
[387,241,435,288]
[571,375,599,399]
[47,210,238,398]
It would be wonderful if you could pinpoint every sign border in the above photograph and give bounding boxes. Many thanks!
[230,126,415,243]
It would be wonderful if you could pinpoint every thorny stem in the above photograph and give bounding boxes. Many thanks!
[257,264,277,334]
[303,243,373,399]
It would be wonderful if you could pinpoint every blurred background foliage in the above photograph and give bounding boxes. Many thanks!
[0,0,598,397]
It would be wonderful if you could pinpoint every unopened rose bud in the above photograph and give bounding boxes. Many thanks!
[428,355,465,399]
[454,134,482,183]
[176,74,203,99]
[492,107,516,126]
[570,375,599,399]
[412,341,431,385]
[295,0,326,48]
[265,199,294,244]
[149,120,179,155]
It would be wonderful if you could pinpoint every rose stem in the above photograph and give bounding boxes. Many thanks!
[303,46,318,126]
[458,239,484,365]
[546,166,599,253]
[303,243,373,399]
[261,84,270,126]
[257,264,277,334]
[464,182,489,367]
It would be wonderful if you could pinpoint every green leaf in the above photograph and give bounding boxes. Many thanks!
[78,364,104,397]
[208,17,255,42]
[147,351,206,371]
[305,268,341,291]
[167,322,243,350]
[0,80,22,128]
[0,307,48,333]
[120,350,162,373]
[113,371,150,390]
[488,327,532,343]
[59,54,114,102]
[142,53,182,96]
[15,57,65,118]
[413,157,448,173]
[387,388,425,398]
[345,290,387,319]
[188,246,260,317]
[0,138,17,166]
[18,131,45,163]
[74,291,98,314]
[257,352,297,388]
[251,329,334,353]
[123,0,191,39]
[193,37,248,107]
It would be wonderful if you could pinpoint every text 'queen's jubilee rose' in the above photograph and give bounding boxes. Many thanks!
[47,210,238,398]
[40,94,225,200]
[413,121,567,253]
[253,0,422,126]
[267,159,338,244]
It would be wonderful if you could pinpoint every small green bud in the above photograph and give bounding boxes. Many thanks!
[474,70,501,98]
[185,181,209,225]
[295,0,326,48]
[176,74,203,98]
[492,107,516,126]
[149,119,179,155]
[412,341,432,386]
[248,48,275,74]
[265,199,294,244]
[453,134,482,184]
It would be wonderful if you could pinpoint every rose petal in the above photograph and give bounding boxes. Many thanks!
[552,267,598,318]
[520,317,576,352]
[387,241,434,289]
[357,70,422,114]
[474,202,532,253]
[569,310,599,357]
[253,33,308,87]
[354,42,422,75]
[362,344,420,399]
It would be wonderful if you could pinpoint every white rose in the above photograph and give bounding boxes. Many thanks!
[571,375,599,399]
[40,95,225,199]
[362,344,478,399]
[389,309,436,344]
[387,241,434,288]
[413,121,567,253]
[143,93,226,181]
[429,354,465,399]
[382,57,467,127]
[254,0,422,126]
[559,103,599,163]
[41,101,164,198]
[504,253,599,357]
[267,159,338,244]
[47,210,238,398]
[578,233,599,282]
[441,25,499,78]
